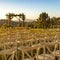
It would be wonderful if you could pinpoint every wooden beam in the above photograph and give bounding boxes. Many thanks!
[22,50,24,60]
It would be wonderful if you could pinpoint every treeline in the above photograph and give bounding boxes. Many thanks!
[0,12,60,28]
[27,12,60,28]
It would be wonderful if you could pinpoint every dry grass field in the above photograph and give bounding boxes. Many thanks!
[0,27,60,60]
[0,27,60,43]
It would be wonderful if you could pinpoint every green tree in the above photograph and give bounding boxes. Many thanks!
[35,12,50,28]
[21,13,25,27]
[34,19,41,28]
[46,17,51,28]
[50,17,57,28]
[6,13,14,27]
[39,12,48,28]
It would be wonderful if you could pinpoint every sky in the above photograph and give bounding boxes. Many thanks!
[0,0,60,20]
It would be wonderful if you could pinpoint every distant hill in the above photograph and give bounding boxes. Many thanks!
[25,19,35,22]
[0,19,21,27]
[0,19,35,27]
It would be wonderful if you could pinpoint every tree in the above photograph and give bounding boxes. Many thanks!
[6,13,26,27]
[39,12,48,28]
[21,13,25,27]
[50,17,57,28]
[6,13,14,27]
[46,17,51,28]
[34,19,41,28]
[35,12,50,28]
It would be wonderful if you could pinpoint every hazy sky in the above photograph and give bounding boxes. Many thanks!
[0,0,60,20]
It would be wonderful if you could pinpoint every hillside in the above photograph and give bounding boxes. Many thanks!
[0,19,35,27]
